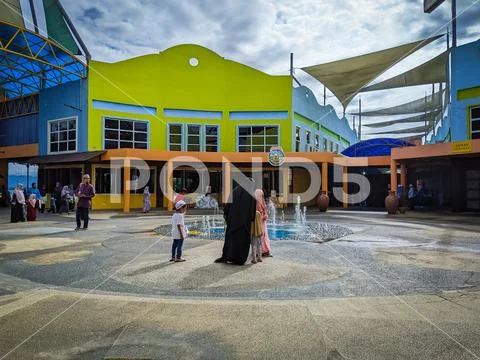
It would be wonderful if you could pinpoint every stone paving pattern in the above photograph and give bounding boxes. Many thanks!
[0,208,479,359]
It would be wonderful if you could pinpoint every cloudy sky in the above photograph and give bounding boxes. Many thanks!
[62,0,480,139]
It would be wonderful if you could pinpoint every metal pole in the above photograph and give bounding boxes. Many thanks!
[424,92,428,143]
[290,53,294,76]
[452,0,457,48]
[440,81,444,116]
[359,97,362,141]
[55,0,92,61]
[432,83,436,136]
[446,26,451,107]
[447,26,450,49]
[353,115,356,131]
[323,86,326,106]
[26,164,30,194]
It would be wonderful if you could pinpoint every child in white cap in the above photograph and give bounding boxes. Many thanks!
[171,200,187,262]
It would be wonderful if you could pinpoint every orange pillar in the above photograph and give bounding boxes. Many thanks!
[123,158,130,213]
[166,160,174,211]
[342,166,348,209]
[400,163,407,189]
[321,162,328,193]
[281,167,289,207]
[223,161,231,204]
[390,159,398,195]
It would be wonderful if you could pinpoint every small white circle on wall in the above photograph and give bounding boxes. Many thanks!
[189,57,199,67]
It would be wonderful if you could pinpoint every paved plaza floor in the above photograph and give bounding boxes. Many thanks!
[0,207,479,359]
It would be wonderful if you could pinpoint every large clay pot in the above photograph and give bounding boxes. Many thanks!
[317,191,330,212]
[385,191,399,214]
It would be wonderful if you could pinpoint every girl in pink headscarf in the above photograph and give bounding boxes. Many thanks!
[26,194,38,221]
[255,189,271,257]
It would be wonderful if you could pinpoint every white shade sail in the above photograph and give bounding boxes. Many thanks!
[363,109,441,128]
[351,90,444,116]
[397,134,425,141]
[360,51,448,92]
[301,35,443,109]
[369,122,435,135]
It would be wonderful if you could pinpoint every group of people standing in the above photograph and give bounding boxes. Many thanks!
[215,183,271,266]
[51,182,76,214]
[10,183,44,223]
[9,175,95,231]
[170,182,271,266]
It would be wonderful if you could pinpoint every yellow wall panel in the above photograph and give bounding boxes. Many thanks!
[88,44,292,152]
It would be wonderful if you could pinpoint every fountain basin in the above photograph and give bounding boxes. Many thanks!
[161,221,353,242]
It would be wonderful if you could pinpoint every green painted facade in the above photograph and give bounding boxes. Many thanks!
[88,44,293,152]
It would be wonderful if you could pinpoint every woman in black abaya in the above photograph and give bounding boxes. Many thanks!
[215,182,256,265]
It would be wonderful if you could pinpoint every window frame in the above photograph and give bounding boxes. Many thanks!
[204,124,220,152]
[236,125,280,152]
[471,105,480,140]
[129,166,157,194]
[314,134,320,151]
[305,130,311,152]
[186,123,203,152]
[167,123,184,151]
[93,163,124,195]
[295,126,301,152]
[102,116,150,150]
[47,116,78,155]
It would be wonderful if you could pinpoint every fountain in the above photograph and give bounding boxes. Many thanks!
[213,203,220,217]
[182,194,351,242]
[294,196,302,226]
[267,198,277,226]
[206,215,211,230]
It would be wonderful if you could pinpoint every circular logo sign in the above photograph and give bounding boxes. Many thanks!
[267,146,285,167]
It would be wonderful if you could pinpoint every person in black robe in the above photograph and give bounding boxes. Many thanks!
[215,181,256,265]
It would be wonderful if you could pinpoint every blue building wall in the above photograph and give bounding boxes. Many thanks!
[292,86,358,152]
[38,79,88,155]
[450,39,480,141]
[0,113,38,146]
[430,109,451,143]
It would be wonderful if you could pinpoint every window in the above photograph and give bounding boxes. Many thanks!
[104,118,148,149]
[314,134,320,151]
[48,117,76,153]
[471,106,480,140]
[295,127,301,152]
[238,126,279,152]
[94,167,124,194]
[130,168,156,194]
[205,125,219,152]
[305,130,311,151]
[335,143,339,154]
[323,138,328,151]
[168,124,183,151]
[187,125,201,151]
[329,141,333,152]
